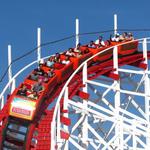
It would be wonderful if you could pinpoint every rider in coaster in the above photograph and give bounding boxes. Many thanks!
[28,91,38,100]
[88,40,97,48]
[95,36,105,47]
[62,56,70,65]
[110,33,120,42]
[119,32,128,41]
[54,53,61,63]
[30,72,39,81]
[74,43,82,53]
[48,68,55,78]
[66,48,76,57]
[32,79,44,93]
[128,32,134,40]
[46,56,55,68]
[34,66,45,76]
[17,84,28,97]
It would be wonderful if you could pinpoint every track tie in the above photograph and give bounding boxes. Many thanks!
[60,116,71,126]
[76,90,90,100]
[60,130,70,140]
[103,71,120,80]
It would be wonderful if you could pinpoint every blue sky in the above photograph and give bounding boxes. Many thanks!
[0,0,150,87]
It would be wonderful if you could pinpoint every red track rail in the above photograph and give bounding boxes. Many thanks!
[0,44,150,149]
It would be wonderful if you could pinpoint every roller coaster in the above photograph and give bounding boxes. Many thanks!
[0,16,150,150]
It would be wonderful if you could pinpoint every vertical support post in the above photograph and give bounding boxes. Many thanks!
[143,38,148,64]
[0,96,4,110]
[143,38,150,150]
[81,62,88,149]
[8,45,15,93]
[76,18,79,47]
[37,27,41,63]
[0,96,4,125]
[114,14,118,35]
[113,46,122,149]
[56,105,61,146]
[132,120,137,150]
[63,87,69,150]
[113,46,118,74]
[8,45,12,91]
[11,79,16,94]
[51,121,56,150]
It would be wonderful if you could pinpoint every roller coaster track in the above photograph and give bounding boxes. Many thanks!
[0,38,150,150]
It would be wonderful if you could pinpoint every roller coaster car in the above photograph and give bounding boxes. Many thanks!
[87,45,113,62]
[7,38,139,122]
[111,40,139,55]
[9,74,57,121]
[54,61,74,83]
[69,52,93,70]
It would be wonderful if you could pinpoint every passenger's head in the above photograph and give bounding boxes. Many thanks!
[84,49,89,54]
[22,85,27,90]
[34,72,38,76]
[49,56,54,61]
[79,50,82,55]
[128,32,133,37]
[44,73,48,77]
[56,53,60,58]
[90,40,94,44]
[123,32,128,37]
[65,55,69,60]
[77,43,81,48]
[38,79,43,85]
[99,36,103,40]
[69,48,73,52]
[51,68,54,72]
[116,33,120,37]
[39,59,44,65]
[33,91,38,97]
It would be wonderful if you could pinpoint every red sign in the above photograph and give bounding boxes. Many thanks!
[12,107,31,116]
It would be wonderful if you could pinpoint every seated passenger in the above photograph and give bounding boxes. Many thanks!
[34,67,45,76]
[32,80,44,92]
[66,48,76,57]
[119,32,128,41]
[17,85,27,96]
[46,56,55,68]
[95,36,105,47]
[76,51,82,58]
[62,56,70,65]
[30,72,39,81]
[48,68,55,78]
[54,53,61,63]
[28,91,38,100]
[84,48,89,54]
[39,59,44,66]
[128,32,134,40]
[88,41,97,48]
[110,33,120,42]
[74,43,82,53]
[43,73,49,83]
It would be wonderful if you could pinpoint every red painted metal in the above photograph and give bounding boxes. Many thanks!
[0,39,149,149]
[60,116,71,126]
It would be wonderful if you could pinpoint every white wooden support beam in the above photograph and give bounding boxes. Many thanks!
[8,45,15,93]
[8,45,12,91]
[0,96,4,110]
[63,87,69,150]
[114,14,118,35]
[82,62,88,148]
[76,18,79,47]
[143,38,150,150]
[143,38,148,65]
[37,27,41,63]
